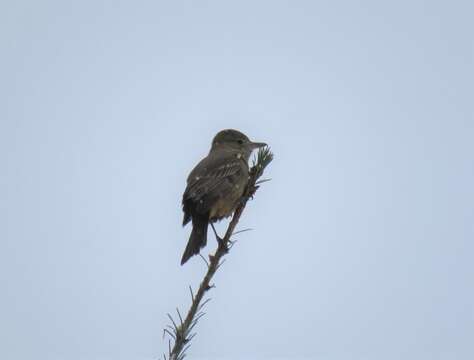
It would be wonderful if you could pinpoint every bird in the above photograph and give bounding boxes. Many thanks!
[180,129,267,265]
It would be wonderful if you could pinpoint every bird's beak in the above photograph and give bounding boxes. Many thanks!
[249,141,267,149]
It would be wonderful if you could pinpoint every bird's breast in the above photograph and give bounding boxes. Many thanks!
[209,177,247,220]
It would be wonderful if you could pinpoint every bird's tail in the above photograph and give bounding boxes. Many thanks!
[181,215,208,265]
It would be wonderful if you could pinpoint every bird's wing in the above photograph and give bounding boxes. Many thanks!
[184,156,242,200]
[183,155,246,226]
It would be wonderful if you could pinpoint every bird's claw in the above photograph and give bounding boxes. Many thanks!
[247,185,259,200]
[217,237,229,253]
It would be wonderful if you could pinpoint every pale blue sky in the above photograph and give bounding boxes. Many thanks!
[1,1,473,360]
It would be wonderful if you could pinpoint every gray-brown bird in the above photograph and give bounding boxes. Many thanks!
[181,129,266,265]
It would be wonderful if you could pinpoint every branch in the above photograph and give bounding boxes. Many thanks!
[163,147,273,360]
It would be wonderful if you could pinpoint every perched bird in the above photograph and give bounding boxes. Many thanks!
[181,129,266,265]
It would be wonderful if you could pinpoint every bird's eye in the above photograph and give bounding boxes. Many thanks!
[237,139,244,145]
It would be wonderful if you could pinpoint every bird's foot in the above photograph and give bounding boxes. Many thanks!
[247,185,259,200]
[217,237,229,253]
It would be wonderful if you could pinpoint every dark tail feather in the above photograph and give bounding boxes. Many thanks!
[181,216,208,265]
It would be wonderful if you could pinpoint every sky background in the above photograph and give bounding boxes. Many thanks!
[1,1,473,360]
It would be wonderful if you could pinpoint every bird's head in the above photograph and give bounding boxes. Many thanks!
[211,129,266,159]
